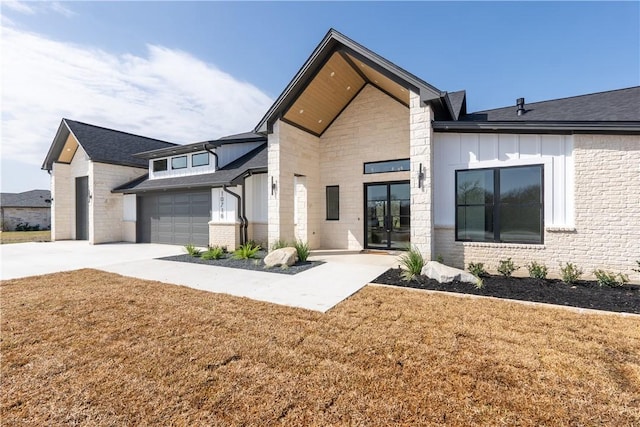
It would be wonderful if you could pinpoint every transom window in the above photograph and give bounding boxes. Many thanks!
[153,159,167,172]
[364,159,410,174]
[171,156,187,170]
[192,152,209,167]
[456,165,543,244]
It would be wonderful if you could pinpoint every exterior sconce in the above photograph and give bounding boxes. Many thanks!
[418,163,425,188]
[271,176,277,195]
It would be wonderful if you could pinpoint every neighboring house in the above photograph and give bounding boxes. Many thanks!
[42,29,640,279]
[0,190,51,231]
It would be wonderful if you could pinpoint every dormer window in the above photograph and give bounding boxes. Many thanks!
[192,152,209,167]
[153,159,168,172]
[171,156,187,170]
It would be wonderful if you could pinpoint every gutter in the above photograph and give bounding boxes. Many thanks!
[432,121,640,134]
[203,144,219,170]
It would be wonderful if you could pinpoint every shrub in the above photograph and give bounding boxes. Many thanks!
[271,239,289,251]
[15,222,40,231]
[633,260,640,274]
[593,269,629,287]
[294,240,310,262]
[474,277,484,290]
[233,242,261,260]
[399,245,424,281]
[526,261,548,280]
[560,262,582,284]
[497,258,519,277]
[184,243,201,257]
[201,246,225,260]
[436,254,444,264]
[467,262,488,278]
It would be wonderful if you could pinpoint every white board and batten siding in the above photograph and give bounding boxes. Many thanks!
[433,133,574,228]
[210,173,268,224]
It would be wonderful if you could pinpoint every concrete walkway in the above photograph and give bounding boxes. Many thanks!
[1,241,398,312]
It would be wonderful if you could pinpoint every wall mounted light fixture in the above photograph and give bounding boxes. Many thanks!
[418,163,425,188]
[271,176,277,196]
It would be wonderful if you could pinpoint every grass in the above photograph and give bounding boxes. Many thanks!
[0,230,50,244]
[2,270,639,425]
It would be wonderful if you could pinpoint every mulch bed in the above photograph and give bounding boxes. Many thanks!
[157,250,323,275]
[372,269,640,314]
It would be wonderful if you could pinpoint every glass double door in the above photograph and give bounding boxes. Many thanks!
[365,181,410,250]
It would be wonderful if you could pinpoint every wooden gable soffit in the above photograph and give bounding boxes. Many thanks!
[57,132,79,164]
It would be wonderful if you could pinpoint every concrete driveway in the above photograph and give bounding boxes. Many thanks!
[1,241,398,312]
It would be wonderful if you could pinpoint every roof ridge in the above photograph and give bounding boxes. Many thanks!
[473,86,640,114]
[63,118,177,146]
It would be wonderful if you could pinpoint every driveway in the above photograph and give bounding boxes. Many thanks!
[1,241,398,312]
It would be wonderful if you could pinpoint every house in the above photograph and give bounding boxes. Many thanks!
[42,29,640,279]
[0,190,51,231]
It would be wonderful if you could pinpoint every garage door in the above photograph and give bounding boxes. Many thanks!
[137,191,211,246]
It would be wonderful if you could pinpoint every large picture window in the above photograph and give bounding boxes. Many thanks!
[456,165,543,244]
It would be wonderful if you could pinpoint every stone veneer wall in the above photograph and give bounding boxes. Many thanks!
[317,85,410,250]
[409,91,434,260]
[1,207,50,231]
[91,162,146,244]
[268,120,321,249]
[51,145,90,241]
[209,221,241,250]
[434,134,640,282]
[247,222,268,247]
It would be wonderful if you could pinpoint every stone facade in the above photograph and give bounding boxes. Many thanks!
[51,144,147,244]
[1,207,50,231]
[434,134,640,282]
[209,221,241,250]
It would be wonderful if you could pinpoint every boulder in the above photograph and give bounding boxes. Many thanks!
[421,261,478,284]
[264,247,298,268]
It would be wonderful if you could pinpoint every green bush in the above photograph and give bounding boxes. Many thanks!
[526,261,548,280]
[184,243,201,257]
[399,245,424,281]
[294,240,310,262]
[233,242,261,260]
[436,254,444,264]
[467,262,488,278]
[271,239,289,251]
[15,222,41,231]
[593,269,629,287]
[201,246,225,260]
[560,262,582,284]
[633,260,640,274]
[497,258,519,277]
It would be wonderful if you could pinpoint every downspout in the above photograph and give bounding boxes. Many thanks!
[240,171,251,244]
[222,185,244,246]
[202,143,219,170]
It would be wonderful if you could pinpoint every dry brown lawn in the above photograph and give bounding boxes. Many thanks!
[2,269,639,426]
[0,230,50,244]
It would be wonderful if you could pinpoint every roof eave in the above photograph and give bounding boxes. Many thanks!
[255,28,445,134]
[41,119,71,171]
[432,121,640,134]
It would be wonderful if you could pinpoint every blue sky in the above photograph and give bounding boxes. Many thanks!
[1,1,638,193]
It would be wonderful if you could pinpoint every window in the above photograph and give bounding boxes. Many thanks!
[364,159,410,174]
[456,165,543,244]
[171,156,187,169]
[326,185,339,220]
[192,152,209,167]
[153,159,168,172]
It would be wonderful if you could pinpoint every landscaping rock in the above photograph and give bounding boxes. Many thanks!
[264,247,298,268]
[421,261,478,284]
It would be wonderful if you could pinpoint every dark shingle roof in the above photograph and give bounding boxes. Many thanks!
[113,144,267,193]
[446,90,466,120]
[460,86,640,122]
[134,131,266,159]
[65,119,177,168]
[1,190,51,208]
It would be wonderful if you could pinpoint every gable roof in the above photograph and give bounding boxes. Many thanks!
[0,190,51,208]
[113,143,268,194]
[42,119,176,171]
[255,28,452,135]
[434,86,640,133]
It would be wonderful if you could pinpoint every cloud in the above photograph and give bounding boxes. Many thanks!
[2,1,36,15]
[0,25,274,167]
[2,0,75,17]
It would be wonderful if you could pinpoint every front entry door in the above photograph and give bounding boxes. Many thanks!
[365,182,410,249]
[75,176,89,240]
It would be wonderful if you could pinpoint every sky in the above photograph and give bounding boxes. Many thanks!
[1,1,638,193]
